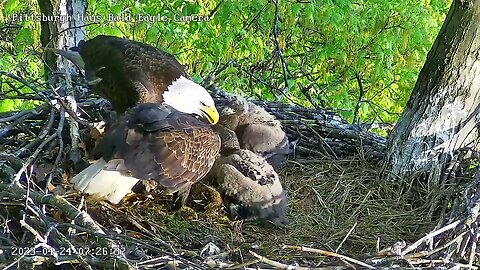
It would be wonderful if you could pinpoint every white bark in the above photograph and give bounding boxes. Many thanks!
[55,0,86,153]
[384,0,480,182]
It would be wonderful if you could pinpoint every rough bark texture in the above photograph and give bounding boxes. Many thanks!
[37,0,58,74]
[55,0,86,165]
[57,0,86,73]
[384,0,480,182]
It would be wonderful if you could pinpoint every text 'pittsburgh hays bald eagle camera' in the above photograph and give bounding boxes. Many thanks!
[52,35,289,224]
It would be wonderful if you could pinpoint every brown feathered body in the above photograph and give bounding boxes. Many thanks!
[77,35,188,112]
[207,125,289,225]
[71,103,221,204]
[220,96,290,169]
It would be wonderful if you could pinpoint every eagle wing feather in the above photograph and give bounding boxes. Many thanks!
[78,35,189,112]
[94,103,220,202]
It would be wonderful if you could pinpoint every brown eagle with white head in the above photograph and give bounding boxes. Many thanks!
[61,35,221,204]
[50,35,218,120]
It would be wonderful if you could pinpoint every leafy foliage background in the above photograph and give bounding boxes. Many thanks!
[0,0,450,131]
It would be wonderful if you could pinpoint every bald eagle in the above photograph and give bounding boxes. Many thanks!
[59,35,221,204]
[71,103,221,204]
[48,35,218,124]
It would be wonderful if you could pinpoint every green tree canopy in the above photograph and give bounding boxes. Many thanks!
[0,0,451,133]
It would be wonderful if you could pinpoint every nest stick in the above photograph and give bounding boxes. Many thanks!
[401,220,461,256]
[283,245,376,269]
[335,221,358,253]
[249,250,329,270]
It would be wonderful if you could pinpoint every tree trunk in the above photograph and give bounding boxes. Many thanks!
[37,0,58,75]
[56,0,86,73]
[383,0,480,183]
[37,0,86,75]
[54,0,86,165]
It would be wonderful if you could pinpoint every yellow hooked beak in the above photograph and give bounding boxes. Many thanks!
[200,105,219,125]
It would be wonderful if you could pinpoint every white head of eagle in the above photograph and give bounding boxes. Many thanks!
[163,76,219,125]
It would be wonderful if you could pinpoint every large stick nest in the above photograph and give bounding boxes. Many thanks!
[0,72,479,269]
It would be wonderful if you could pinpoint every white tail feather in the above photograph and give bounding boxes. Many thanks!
[71,159,139,204]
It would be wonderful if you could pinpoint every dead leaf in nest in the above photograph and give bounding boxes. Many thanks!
[90,121,106,141]
[76,121,107,158]
[127,231,146,238]
[61,172,70,184]
[48,183,67,195]
[52,209,65,223]
[46,182,56,192]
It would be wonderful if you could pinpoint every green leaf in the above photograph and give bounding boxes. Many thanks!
[4,0,19,14]
[18,28,33,43]
[111,4,124,15]
[0,100,16,112]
